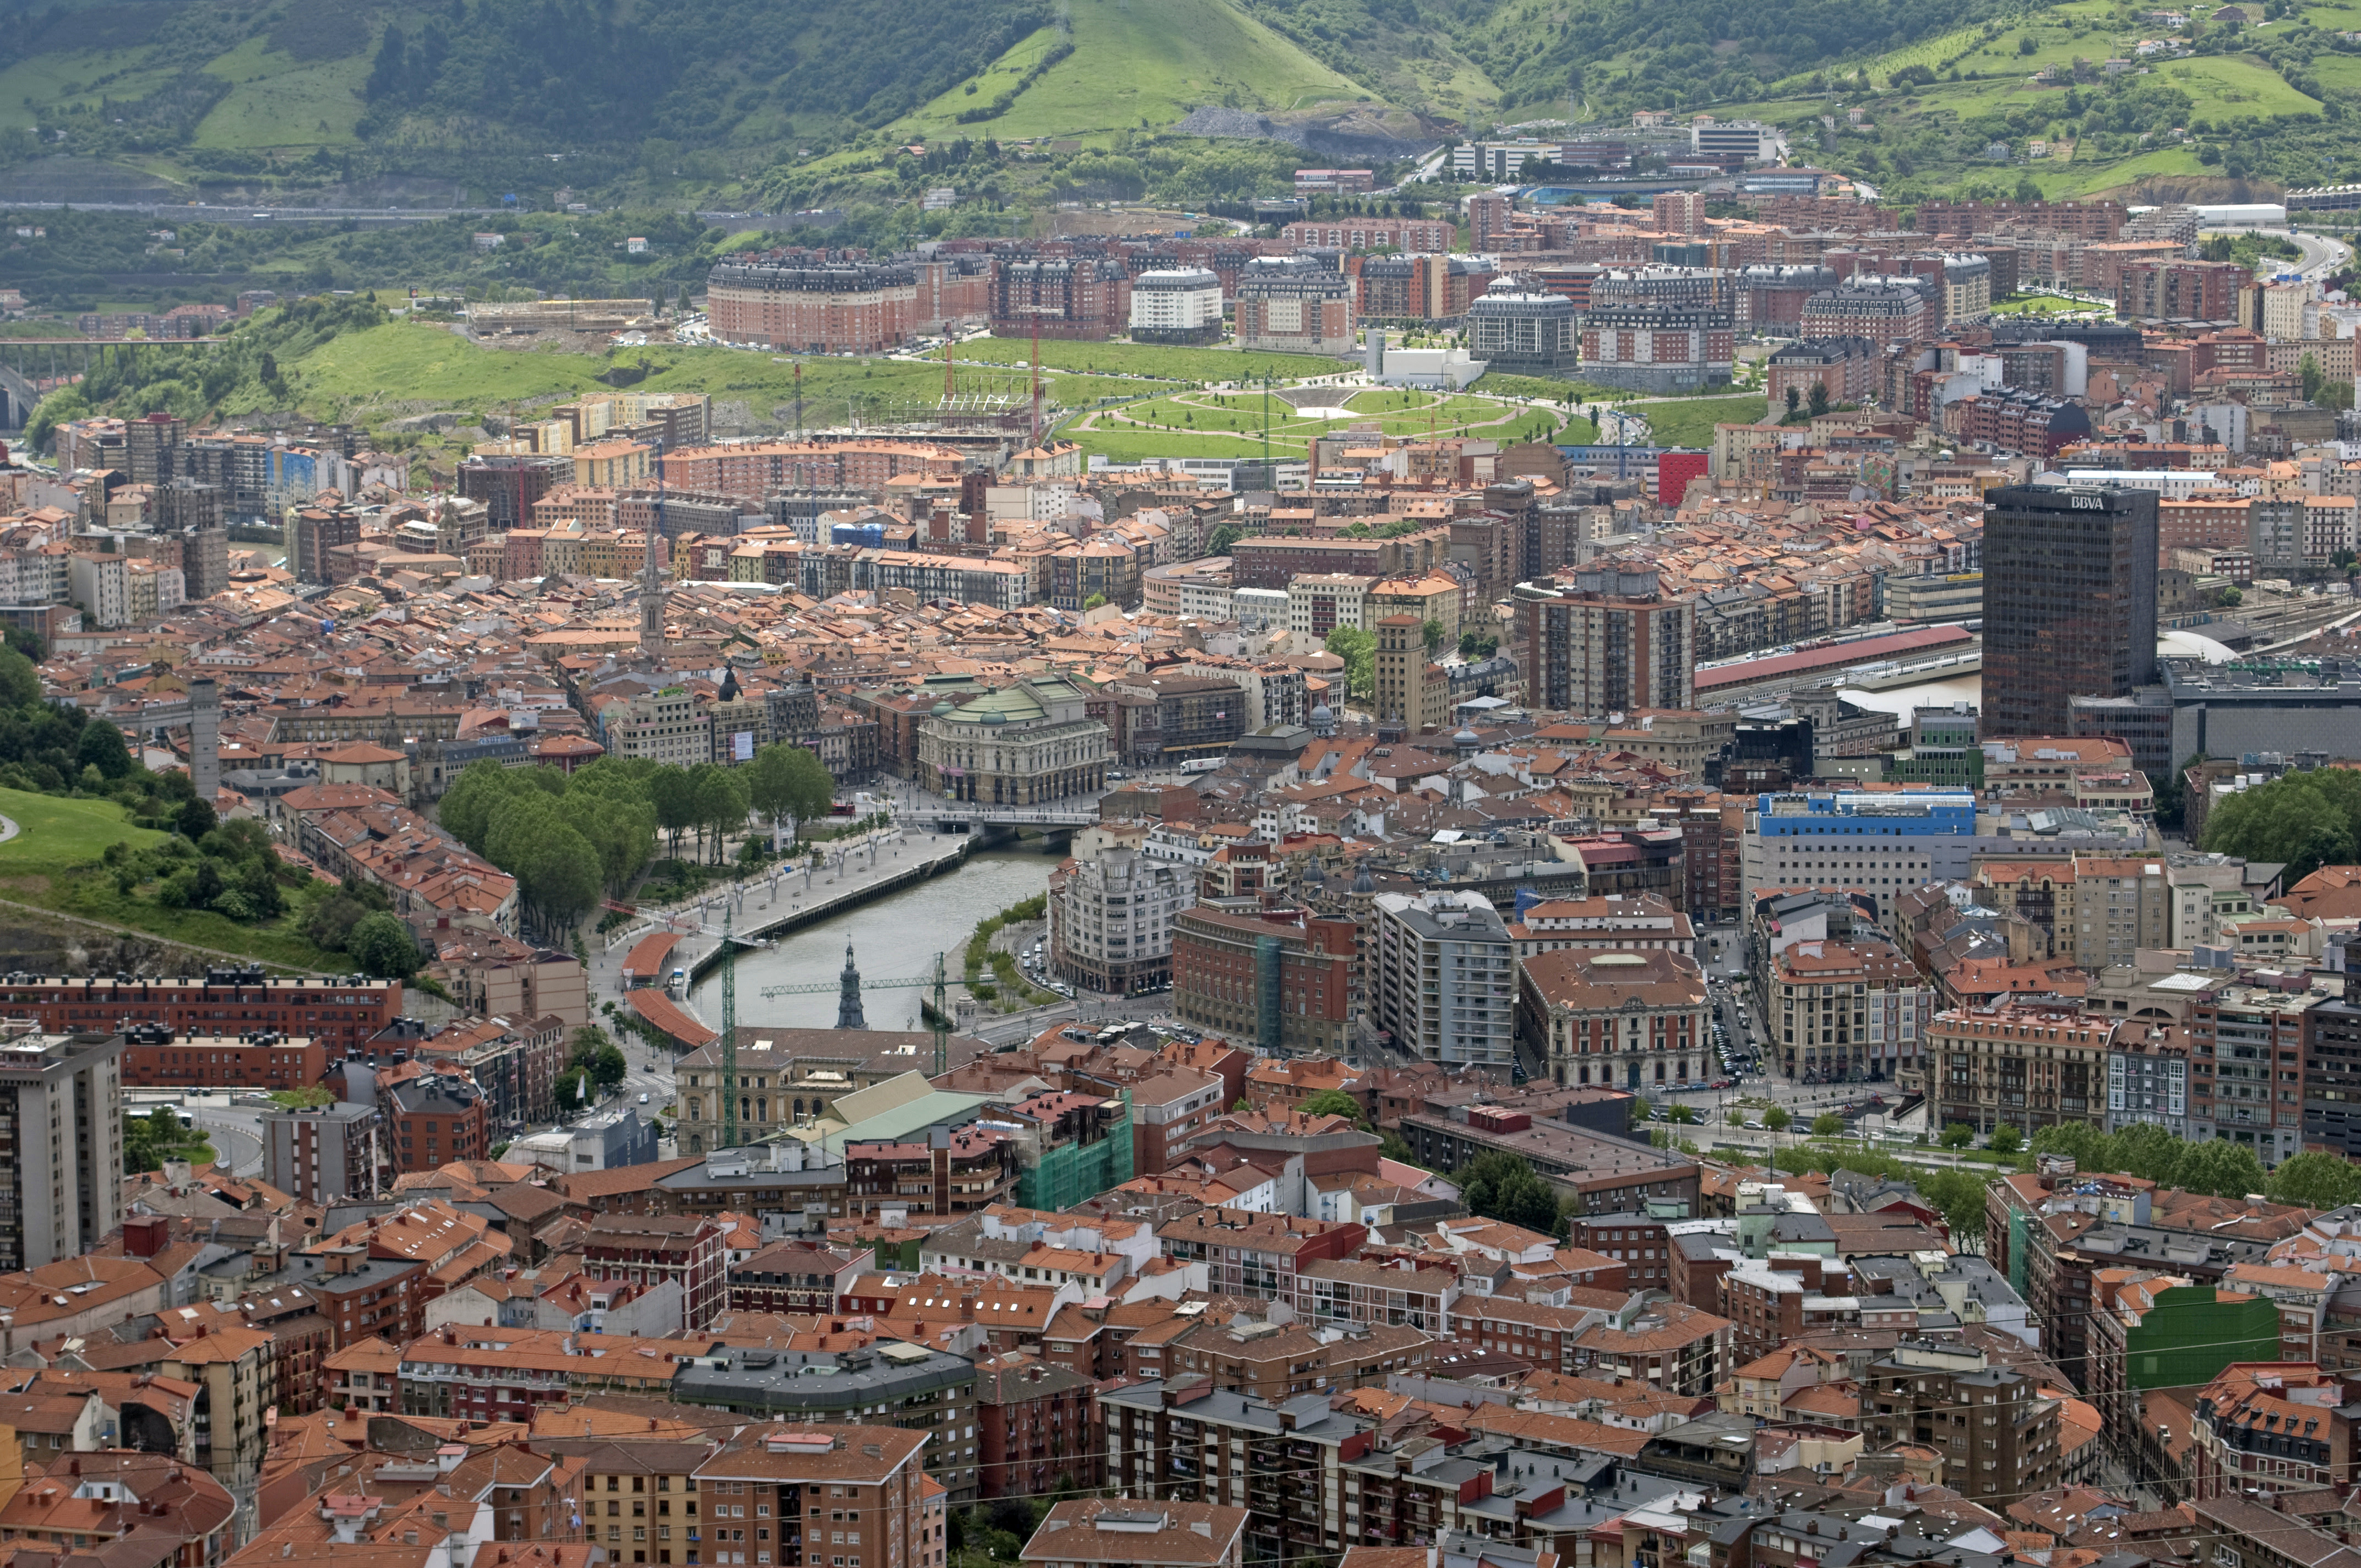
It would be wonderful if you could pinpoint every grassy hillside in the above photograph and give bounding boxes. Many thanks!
[887,0,1374,143]
[1724,0,2358,198]
[1,0,2355,217]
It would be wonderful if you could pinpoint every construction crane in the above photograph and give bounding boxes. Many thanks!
[758,952,955,1074]
[1008,304,1061,447]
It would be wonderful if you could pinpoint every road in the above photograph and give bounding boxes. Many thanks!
[195,1111,265,1178]
[2265,226,2351,281]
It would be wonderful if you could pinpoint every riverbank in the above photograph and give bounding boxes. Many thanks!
[688,847,1065,1033]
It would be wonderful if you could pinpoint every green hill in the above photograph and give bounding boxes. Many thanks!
[0,0,2352,211]
[1710,0,2359,200]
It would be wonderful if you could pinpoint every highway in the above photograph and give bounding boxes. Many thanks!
[2269,226,2351,281]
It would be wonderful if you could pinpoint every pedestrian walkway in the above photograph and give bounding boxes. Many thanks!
[591,821,945,998]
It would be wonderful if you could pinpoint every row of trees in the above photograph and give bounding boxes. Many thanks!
[438,743,839,939]
[2014,1120,2361,1208]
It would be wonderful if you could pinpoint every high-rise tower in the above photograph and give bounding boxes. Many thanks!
[640,439,668,662]
[1984,483,2158,736]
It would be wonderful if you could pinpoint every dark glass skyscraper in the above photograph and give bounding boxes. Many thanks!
[1984,483,2158,736]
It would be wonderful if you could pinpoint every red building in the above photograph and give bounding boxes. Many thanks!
[1655,450,1709,508]
[990,258,1131,341]
[0,971,401,1053]
[385,1071,489,1175]
[705,260,923,353]
[1280,219,1455,252]
[1944,386,2095,459]
[1171,906,1358,1055]
[973,1351,1102,1499]
[726,1239,874,1314]
[2118,259,2256,324]
[581,1212,727,1329]
[122,1028,331,1092]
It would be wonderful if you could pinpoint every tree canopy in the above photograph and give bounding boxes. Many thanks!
[2202,767,2361,882]
[1297,1089,1368,1126]
[441,756,665,934]
[1458,1150,1563,1237]
[2024,1121,2303,1200]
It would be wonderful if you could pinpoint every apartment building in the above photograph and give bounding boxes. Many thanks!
[684,1424,933,1568]
[1370,891,1517,1071]
[263,1100,383,1204]
[1930,1001,2116,1137]
[1507,894,1695,961]
[1286,573,1376,638]
[584,1213,728,1329]
[603,687,712,766]
[0,1025,126,1272]
[1859,1340,2063,1502]
[1514,564,1696,717]
[1153,1209,1367,1306]
[1765,938,1932,1083]
[0,972,403,1055]
[678,1351,978,1501]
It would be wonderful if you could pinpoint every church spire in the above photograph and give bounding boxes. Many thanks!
[836,939,868,1031]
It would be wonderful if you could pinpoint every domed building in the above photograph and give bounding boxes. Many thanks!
[913,676,1112,805]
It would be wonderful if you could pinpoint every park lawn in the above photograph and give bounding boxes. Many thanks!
[1073,427,1309,461]
[1991,293,2106,314]
[1125,394,1330,435]
[0,787,164,871]
[292,324,1152,432]
[1645,395,1771,448]
[933,336,1353,383]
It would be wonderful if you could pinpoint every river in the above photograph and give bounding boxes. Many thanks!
[686,845,1060,1032]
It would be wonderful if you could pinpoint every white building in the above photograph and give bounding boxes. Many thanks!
[1690,117,1772,161]
[1287,573,1375,638]
[67,551,129,629]
[1130,269,1225,345]
[1049,839,1193,994]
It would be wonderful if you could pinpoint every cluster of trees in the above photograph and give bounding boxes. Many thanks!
[1324,627,1374,699]
[0,635,153,797]
[1458,1150,1565,1235]
[442,759,659,938]
[556,1025,629,1112]
[2201,766,2361,882]
[439,744,836,939]
[121,1106,205,1175]
[1751,1136,1994,1242]
[29,295,384,442]
[100,804,421,973]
